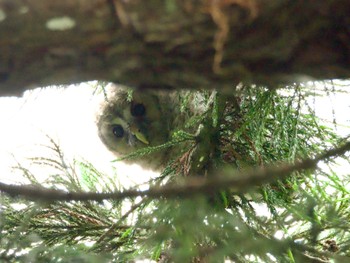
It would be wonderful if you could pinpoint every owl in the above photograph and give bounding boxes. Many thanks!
[96,85,202,171]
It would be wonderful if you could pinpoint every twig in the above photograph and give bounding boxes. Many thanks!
[0,141,349,202]
[94,198,148,245]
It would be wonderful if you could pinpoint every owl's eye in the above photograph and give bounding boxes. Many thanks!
[131,103,146,117]
[112,125,124,138]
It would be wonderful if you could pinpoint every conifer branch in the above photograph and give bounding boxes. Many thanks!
[1,140,349,202]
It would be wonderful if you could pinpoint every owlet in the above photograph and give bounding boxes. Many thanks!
[96,85,201,171]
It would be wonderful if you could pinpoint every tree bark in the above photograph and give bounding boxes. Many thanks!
[0,0,349,96]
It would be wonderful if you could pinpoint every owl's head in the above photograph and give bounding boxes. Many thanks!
[97,86,176,169]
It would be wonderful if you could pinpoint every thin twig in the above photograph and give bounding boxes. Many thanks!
[1,141,349,202]
[94,198,148,246]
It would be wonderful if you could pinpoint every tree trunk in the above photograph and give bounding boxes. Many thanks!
[0,0,349,96]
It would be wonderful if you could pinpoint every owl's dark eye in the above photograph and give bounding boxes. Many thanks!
[112,125,124,138]
[131,103,146,117]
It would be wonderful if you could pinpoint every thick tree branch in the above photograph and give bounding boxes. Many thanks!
[0,0,349,96]
[1,140,349,202]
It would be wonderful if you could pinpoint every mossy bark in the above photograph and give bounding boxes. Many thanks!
[0,0,349,96]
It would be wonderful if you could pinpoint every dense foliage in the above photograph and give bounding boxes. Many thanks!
[1,82,350,262]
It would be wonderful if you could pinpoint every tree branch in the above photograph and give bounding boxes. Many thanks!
[1,140,349,202]
[1,0,349,96]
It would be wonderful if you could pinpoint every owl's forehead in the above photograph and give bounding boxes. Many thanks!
[114,89,157,103]
[131,91,160,104]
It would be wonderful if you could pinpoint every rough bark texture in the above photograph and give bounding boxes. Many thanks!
[0,0,349,96]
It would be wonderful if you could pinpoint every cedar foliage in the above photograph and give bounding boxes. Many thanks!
[1,81,350,262]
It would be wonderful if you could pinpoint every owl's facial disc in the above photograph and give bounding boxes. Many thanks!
[111,116,149,146]
[97,88,174,164]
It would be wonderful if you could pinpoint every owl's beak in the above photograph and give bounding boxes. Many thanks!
[129,125,149,145]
